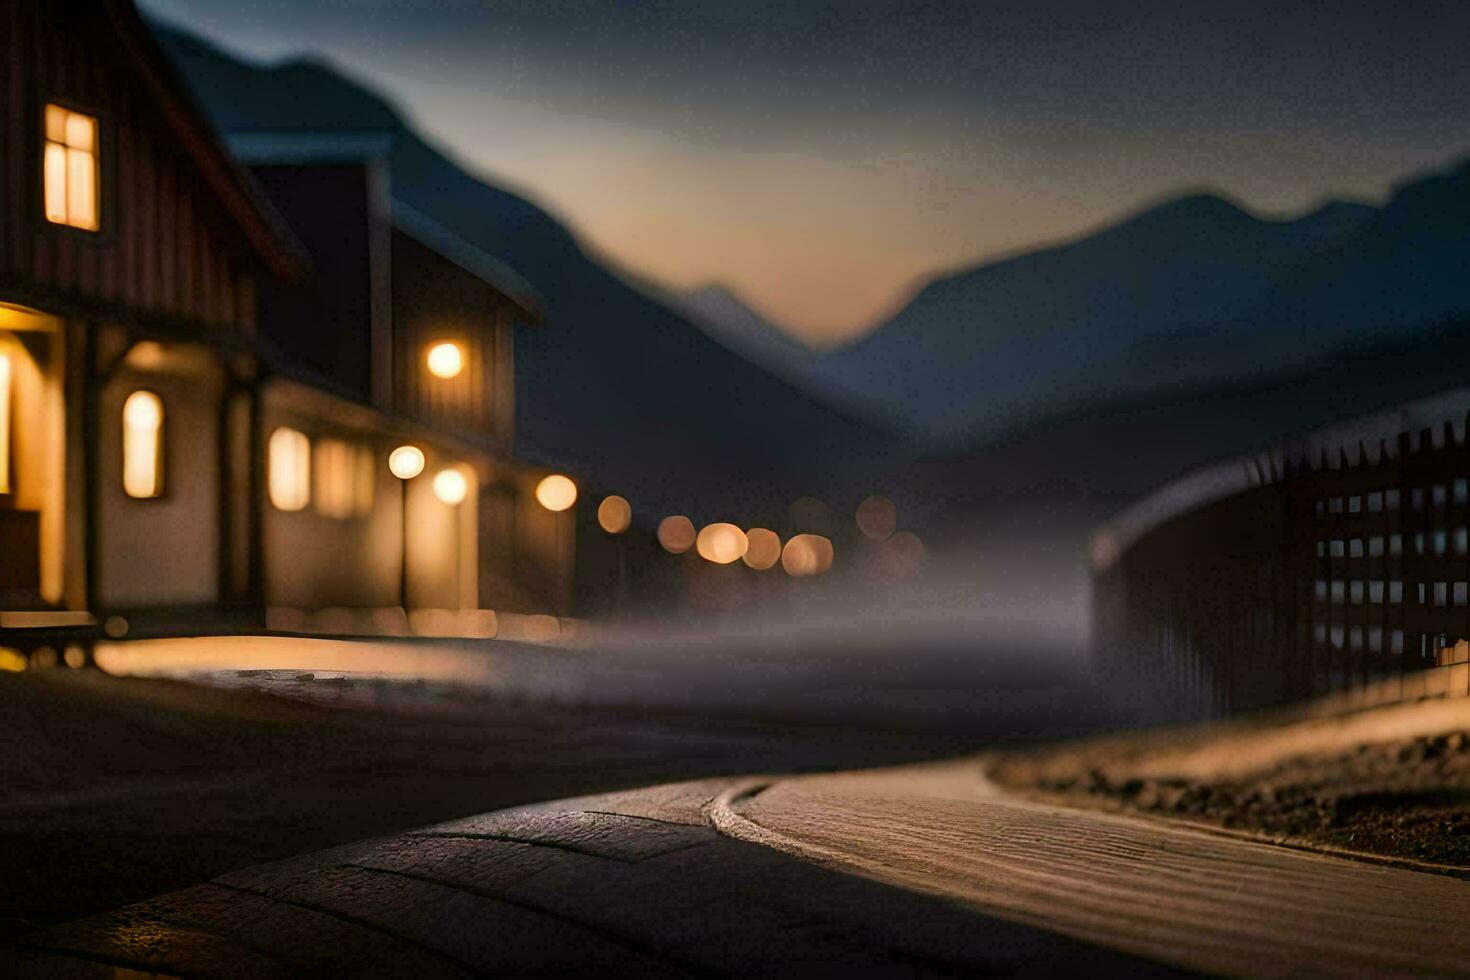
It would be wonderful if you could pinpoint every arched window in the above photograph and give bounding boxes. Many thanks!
[268,427,311,511]
[122,391,164,499]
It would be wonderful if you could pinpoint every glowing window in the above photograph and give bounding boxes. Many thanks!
[122,391,164,499]
[268,427,311,511]
[314,438,374,519]
[0,347,11,495]
[44,105,99,231]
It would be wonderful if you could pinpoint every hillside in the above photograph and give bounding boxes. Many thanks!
[153,25,907,524]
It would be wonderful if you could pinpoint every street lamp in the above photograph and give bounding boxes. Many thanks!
[598,495,632,609]
[535,474,577,512]
[389,445,425,611]
[432,467,468,505]
[433,466,470,611]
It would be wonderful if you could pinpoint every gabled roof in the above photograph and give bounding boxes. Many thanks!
[393,200,543,323]
[224,129,543,323]
[105,0,308,281]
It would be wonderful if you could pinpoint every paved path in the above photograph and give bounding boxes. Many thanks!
[14,759,1470,976]
[10,779,1164,977]
[715,761,1470,976]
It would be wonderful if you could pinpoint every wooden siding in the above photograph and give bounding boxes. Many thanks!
[0,2,258,335]
[391,229,516,448]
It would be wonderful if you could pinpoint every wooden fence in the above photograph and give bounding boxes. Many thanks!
[1094,417,1470,719]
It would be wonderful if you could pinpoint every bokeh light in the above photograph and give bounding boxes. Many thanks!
[880,530,925,578]
[535,474,578,512]
[696,523,748,564]
[597,495,632,534]
[657,515,697,554]
[432,467,468,505]
[425,341,464,379]
[782,533,834,577]
[388,445,425,480]
[855,494,897,541]
[742,528,782,570]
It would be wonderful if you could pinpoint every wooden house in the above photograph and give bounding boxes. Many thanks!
[0,0,305,643]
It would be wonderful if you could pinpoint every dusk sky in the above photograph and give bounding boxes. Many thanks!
[140,1,1470,345]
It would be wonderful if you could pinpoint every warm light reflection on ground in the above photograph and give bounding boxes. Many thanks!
[94,635,501,684]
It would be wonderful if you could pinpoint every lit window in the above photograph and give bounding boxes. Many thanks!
[44,105,99,231]
[122,391,163,499]
[314,438,375,519]
[268,427,310,511]
[0,347,11,495]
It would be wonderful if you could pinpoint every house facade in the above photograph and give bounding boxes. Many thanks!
[0,0,306,641]
[0,0,578,657]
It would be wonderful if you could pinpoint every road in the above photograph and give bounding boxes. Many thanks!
[0,668,980,935]
[10,778,1172,976]
[15,757,1470,975]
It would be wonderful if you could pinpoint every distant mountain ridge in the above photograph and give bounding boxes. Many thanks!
[677,163,1468,451]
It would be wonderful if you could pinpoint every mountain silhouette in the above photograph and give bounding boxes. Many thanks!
[152,25,905,524]
[805,190,1394,444]
[673,283,822,376]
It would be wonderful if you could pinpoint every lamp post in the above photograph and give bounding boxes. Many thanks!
[535,474,577,613]
[389,445,425,613]
[597,495,632,612]
[433,466,469,609]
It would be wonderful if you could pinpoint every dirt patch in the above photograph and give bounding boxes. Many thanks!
[992,726,1470,870]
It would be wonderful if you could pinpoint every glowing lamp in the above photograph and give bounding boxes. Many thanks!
[535,474,577,512]
[426,342,464,379]
[388,445,425,480]
[742,528,782,570]
[696,523,748,564]
[657,515,696,554]
[598,495,632,534]
[432,467,468,505]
